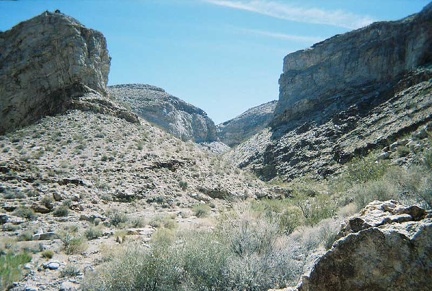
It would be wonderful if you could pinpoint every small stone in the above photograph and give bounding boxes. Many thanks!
[43,261,61,270]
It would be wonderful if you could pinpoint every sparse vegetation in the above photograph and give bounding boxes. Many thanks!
[53,205,69,217]
[41,250,54,259]
[0,252,32,290]
[60,265,81,278]
[192,203,211,218]
[13,207,37,221]
[85,226,104,240]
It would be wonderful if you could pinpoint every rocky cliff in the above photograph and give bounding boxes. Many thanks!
[229,3,432,181]
[273,3,432,132]
[108,84,218,143]
[294,200,432,290]
[0,11,138,134]
[217,100,277,147]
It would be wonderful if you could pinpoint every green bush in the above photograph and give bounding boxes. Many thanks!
[192,204,211,218]
[149,215,177,229]
[41,250,54,259]
[0,252,32,290]
[83,209,299,290]
[59,233,87,255]
[84,226,103,240]
[60,265,81,278]
[53,206,69,217]
[107,210,128,227]
[17,231,33,241]
[13,207,37,221]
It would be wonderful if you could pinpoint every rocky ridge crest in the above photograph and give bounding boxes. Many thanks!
[0,11,138,134]
[217,100,277,147]
[109,84,218,143]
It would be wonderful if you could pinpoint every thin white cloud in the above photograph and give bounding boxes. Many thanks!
[204,0,375,29]
[238,27,323,43]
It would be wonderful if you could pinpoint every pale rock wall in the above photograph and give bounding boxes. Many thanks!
[0,11,111,134]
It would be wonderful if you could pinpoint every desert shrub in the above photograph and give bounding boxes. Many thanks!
[0,252,32,290]
[107,210,128,227]
[82,207,300,290]
[53,206,69,217]
[292,218,341,252]
[250,199,304,234]
[292,194,337,226]
[192,203,211,218]
[60,265,81,278]
[17,231,33,242]
[41,250,54,259]
[41,196,54,209]
[84,226,103,240]
[129,217,145,228]
[179,181,188,190]
[3,188,26,199]
[149,215,177,229]
[13,207,37,221]
[423,149,432,170]
[59,233,87,255]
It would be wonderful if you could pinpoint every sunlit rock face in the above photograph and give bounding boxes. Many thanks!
[273,2,432,131]
[0,11,111,134]
[109,84,218,143]
[296,200,432,291]
[230,3,432,182]
[217,100,277,147]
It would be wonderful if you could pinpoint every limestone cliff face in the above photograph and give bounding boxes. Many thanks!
[109,84,218,143]
[230,3,432,181]
[0,11,111,134]
[273,3,432,132]
[217,100,277,147]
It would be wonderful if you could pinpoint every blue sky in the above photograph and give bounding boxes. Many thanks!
[0,0,430,123]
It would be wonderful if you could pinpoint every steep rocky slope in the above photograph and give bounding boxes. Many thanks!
[0,11,135,134]
[230,3,432,181]
[108,84,218,143]
[217,100,277,147]
[0,12,269,290]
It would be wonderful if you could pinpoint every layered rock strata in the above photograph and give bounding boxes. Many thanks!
[230,3,432,181]
[109,84,217,143]
[273,3,432,132]
[0,11,124,134]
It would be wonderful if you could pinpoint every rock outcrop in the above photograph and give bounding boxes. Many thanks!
[217,100,277,147]
[295,200,432,290]
[230,3,432,181]
[0,11,138,134]
[108,84,218,143]
[273,3,432,131]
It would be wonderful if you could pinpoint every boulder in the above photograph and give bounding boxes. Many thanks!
[295,200,432,290]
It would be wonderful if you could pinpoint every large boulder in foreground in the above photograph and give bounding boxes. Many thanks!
[296,200,432,290]
[0,11,111,134]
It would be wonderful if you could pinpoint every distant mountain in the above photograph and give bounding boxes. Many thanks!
[229,2,432,181]
[109,84,218,143]
[217,100,277,147]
